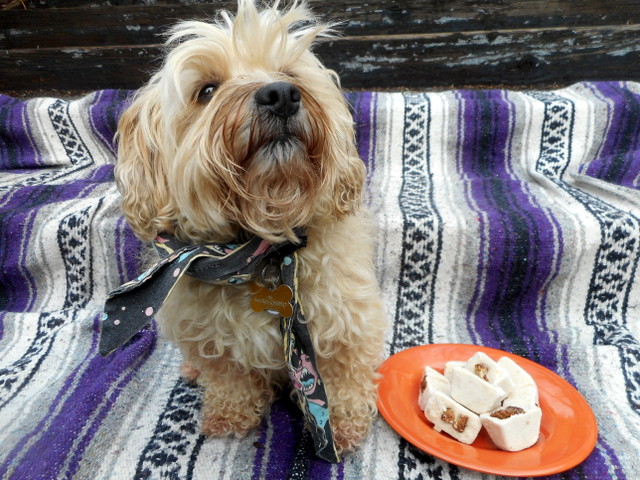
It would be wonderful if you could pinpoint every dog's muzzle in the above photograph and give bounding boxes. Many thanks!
[255,81,301,119]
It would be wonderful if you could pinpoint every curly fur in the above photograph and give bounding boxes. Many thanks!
[115,0,387,455]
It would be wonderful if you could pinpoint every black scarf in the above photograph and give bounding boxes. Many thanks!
[99,232,339,463]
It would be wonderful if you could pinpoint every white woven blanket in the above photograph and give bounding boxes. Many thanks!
[0,83,639,479]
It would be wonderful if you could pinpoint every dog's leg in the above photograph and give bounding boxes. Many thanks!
[316,345,381,454]
[295,213,387,454]
[197,356,275,438]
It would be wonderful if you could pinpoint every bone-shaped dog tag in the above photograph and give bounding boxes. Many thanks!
[250,283,294,317]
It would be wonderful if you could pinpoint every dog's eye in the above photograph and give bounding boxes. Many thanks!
[197,84,218,102]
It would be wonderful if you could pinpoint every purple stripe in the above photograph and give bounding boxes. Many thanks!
[251,415,270,479]
[554,345,624,480]
[535,211,563,344]
[1,182,97,211]
[87,164,116,183]
[0,97,42,170]
[355,92,375,172]
[115,216,144,285]
[87,90,134,154]
[2,314,156,479]
[0,209,38,312]
[258,400,300,480]
[64,321,156,477]
[309,454,333,480]
[0,94,17,108]
[580,82,640,189]
[346,91,378,189]
[458,90,559,359]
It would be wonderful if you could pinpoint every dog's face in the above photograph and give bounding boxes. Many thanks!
[116,0,365,244]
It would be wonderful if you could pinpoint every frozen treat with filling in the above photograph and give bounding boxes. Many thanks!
[423,390,482,444]
[464,352,514,393]
[418,366,450,411]
[480,405,542,451]
[450,366,506,414]
[497,356,536,390]
[444,360,465,381]
[503,384,539,409]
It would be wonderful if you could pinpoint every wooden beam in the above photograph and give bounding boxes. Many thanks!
[2,0,640,49]
[2,25,639,91]
[1,1,640,91]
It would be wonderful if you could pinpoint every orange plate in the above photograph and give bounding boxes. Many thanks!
[377,344,598,477]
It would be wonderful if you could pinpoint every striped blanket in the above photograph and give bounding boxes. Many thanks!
[1,83,639,480]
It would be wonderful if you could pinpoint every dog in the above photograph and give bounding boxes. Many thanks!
[114,0,387,455]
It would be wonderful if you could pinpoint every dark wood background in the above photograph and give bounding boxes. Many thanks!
[2,0,640,94]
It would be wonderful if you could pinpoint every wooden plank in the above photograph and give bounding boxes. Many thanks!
[2,25,639,91]
[13,0,640,13]
[319,26,640,89]
[12,0,224,7]
[1,5,222,49]
[0,46,162,91]
[3,1,640,50]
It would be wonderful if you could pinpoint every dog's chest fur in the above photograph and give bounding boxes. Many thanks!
[155,211,376,373]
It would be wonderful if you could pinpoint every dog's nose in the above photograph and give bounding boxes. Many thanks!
[255,82,301,119]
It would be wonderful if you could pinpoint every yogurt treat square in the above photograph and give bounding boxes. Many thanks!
[450,366,506,414]
[418,366,450,411]
[464,352,514,393]
[497,356,536,390]
[424,390,482,444]
[480,405,542,451]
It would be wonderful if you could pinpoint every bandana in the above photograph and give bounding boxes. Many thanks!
[99,232,340,463]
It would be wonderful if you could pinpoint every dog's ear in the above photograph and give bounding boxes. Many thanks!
[115,89,169,242]
[333,149,366,217]
[307,88,367,219]
[328,98,366,217]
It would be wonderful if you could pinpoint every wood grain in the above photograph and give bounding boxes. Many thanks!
[3,1,640,50]
[1,0,640,91]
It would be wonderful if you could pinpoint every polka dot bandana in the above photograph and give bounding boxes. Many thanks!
[99,232,339,463]
[279,251,339,463]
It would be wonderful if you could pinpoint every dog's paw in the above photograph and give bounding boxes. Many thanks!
[201,411,262,438]
[332,419,372,454]
[180,362,201,383]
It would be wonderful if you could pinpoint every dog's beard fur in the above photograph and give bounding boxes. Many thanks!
[187,82,328,242]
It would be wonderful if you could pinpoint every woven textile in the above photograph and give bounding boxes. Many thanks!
[0,84,639,479]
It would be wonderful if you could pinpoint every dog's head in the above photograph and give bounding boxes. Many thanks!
[116,0,365,244]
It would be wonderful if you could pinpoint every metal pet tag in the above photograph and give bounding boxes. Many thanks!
[250,283,294,317]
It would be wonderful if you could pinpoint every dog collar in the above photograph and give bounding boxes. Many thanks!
[99,231,340,463]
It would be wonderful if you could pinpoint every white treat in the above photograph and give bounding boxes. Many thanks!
[480,405,542,451]
[463,352,514,394]
[450,366,506,414]
[444,361,465,381]
[464,352,507,384]
[493,370,514,394]
[418,366,450,411]
[423,365,448,384]
[503,385,539,409]
[497,356,536,390]
[424,391,482,444]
